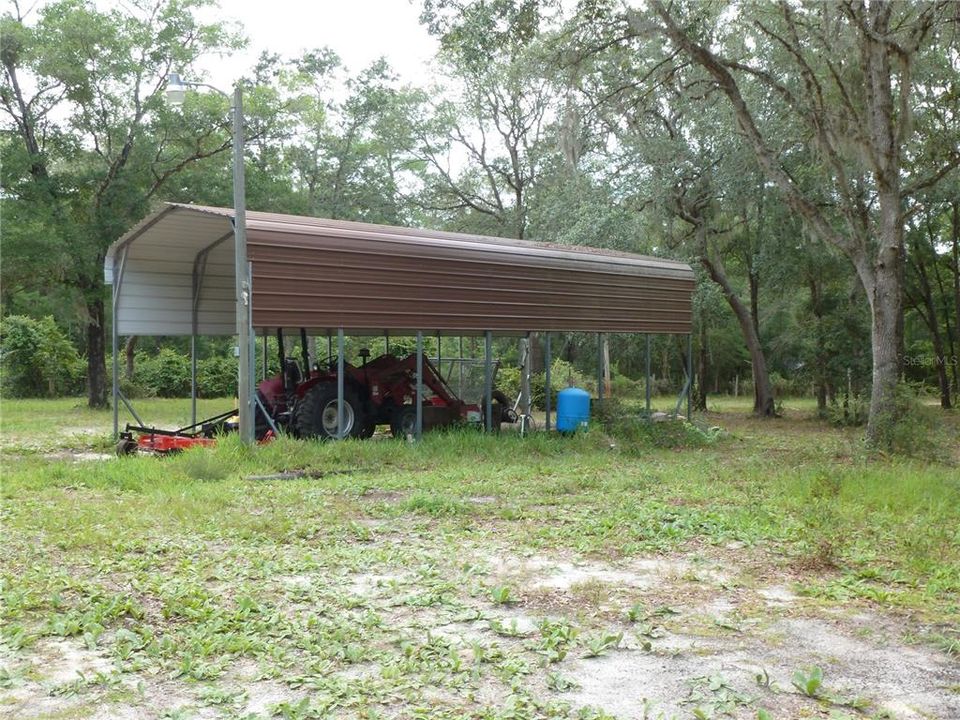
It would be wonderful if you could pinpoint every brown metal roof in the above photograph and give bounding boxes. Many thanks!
[107,203,694,336]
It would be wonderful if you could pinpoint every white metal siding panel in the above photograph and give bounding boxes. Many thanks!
[111,207,236,336]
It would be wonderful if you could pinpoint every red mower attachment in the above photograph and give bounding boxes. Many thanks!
[116,409,273,455]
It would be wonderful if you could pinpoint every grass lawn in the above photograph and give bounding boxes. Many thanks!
[1,396,958,719]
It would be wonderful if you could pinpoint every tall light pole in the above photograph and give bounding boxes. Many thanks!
[166,73,254,444]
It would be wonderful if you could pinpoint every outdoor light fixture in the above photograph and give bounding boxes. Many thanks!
[165,71,254,445]
[165,72,187,106]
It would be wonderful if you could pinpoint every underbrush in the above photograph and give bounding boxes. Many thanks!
[608,418,724,451]
[594,398,724,450]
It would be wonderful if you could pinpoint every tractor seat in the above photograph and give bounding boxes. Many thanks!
[284,359,302,388]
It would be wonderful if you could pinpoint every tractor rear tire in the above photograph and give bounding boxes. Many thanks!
[295,382,366,440]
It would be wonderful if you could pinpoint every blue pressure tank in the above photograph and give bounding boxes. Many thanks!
[556,387,590,434]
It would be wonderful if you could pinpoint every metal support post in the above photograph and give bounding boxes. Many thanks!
[385,330,390,355]
[484,330,493,432]
[262,329,267,380]
[111,287,120,439]
[190,257,199,427]
[232,85,253,444]
[687,333,693,420]
[645,334,652,418]
[596,333,603,400]
[520,333,532,436]
[190,335,198,426]
[544,332,552,431]
[416,331,424,440]
[111,247,129,439]
[247,262,255,432]
[336,329,345,439]
[276,328,286,385]
[458,335,464,398]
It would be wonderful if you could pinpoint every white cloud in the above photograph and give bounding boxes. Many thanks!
[194,0,439,87]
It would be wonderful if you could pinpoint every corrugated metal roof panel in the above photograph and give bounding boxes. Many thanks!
[105,203,694,337]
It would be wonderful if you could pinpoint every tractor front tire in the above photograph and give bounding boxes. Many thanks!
[295,382,366,440]
[358,417,377,439]
[390,406,418,439]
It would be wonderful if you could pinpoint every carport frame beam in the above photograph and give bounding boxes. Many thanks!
[111,246,130,439]
[484,331,493,433]
[416,332,424,440]
[544,332,552,431]
[337,329,345,439]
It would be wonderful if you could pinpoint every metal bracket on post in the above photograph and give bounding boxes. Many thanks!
[415,332,423,440]
[255,392,280,437]
[118,391,145,427]
[337,329,345,440]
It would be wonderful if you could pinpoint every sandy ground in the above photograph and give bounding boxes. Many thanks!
[3,545,958,720]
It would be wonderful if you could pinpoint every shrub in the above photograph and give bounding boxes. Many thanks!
[828,392,868,427]
[197,356,237,398]
[495,358,592,411]
[769,371,805,397]
[119,376,156,399]
[0,315,84,397]
[609,373,639,399]
[646,376,676,396]
[612,417,723,451]
[870,385,949,458]
[137,348,191,397]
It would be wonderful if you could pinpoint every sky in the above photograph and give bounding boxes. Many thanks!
[193,0,440,89]
[20,0,440,88]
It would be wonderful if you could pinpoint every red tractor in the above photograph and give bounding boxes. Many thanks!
[118,330,514,453]
[257,330,515,439]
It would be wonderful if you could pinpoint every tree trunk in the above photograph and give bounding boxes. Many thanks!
[701,250,775,416]
[909,232,952,409]
[864,264,902,444]
[124,336,137,381]
[931,254,958,397]
[87,296,108,408]
[694,314,708,411]
[529,333,544,373]
[932,333,952,410]
[953,203,960,394]
[808,278,829,417]
[861,188,905,445]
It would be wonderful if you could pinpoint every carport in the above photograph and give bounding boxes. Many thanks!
[105,203,695,441]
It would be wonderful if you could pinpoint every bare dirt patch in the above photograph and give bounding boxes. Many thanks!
[479,549,960,719]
